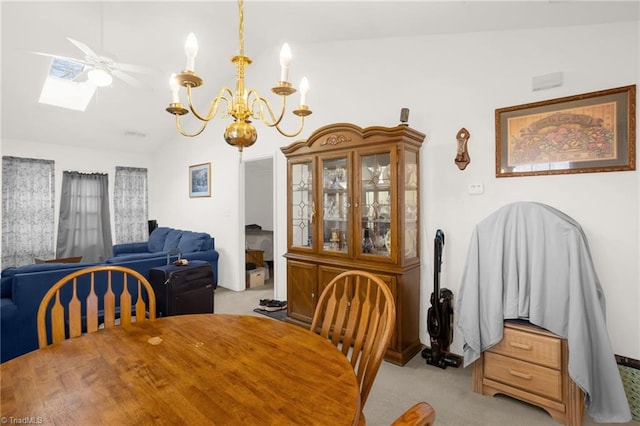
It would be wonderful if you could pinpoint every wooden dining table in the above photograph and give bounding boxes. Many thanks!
[0,314,361,425]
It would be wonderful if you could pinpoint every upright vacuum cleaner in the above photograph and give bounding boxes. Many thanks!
[421,229,462,368]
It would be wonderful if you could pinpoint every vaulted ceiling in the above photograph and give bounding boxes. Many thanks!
[2,1,638,153]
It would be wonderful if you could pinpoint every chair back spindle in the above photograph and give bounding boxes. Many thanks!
[104,273,116,328]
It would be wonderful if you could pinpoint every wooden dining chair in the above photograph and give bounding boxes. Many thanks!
[310,270,396,409]
[391,402,436,426]
[37,265,156,348]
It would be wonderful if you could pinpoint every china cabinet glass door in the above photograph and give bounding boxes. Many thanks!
[320,156,349,255]
[360,152,392,258]
[290,160,314,249]
[404,151,418,259]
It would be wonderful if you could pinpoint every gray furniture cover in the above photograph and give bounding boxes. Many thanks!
[456,201,631,423]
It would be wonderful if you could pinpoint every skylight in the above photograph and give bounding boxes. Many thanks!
[38,58,97,111]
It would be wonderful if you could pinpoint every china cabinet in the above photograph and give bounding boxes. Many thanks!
[281,123,425,365]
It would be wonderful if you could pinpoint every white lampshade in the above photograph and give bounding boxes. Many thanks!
[88,68,113,87]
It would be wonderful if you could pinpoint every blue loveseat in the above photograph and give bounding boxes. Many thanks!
[0,227,219,363]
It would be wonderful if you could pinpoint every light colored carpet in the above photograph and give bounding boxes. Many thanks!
[214,284,639,425]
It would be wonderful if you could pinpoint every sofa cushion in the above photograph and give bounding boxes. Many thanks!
[178,231,209,253]
[148,227,171,252]
[105,253,166,263]
[1,262,100,277]
[112,242,149,256]
[163,229,183,251]
[1,262,101,299]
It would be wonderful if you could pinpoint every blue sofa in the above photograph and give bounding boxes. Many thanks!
[0,227,219,363]
[110,227,219,279]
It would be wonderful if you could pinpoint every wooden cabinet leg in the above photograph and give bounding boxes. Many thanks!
[472,356,484,394]
[565,377,584,426]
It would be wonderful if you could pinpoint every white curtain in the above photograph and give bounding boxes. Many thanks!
[114,166,148,244]
[2,156,55,267]
[56,171,113,262]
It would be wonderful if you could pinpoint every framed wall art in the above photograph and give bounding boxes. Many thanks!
[189,163,211,197]
[496,85,636,177]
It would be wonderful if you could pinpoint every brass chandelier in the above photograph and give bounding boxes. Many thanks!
[165,0,312,152]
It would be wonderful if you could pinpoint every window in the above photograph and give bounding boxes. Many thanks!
[38,57,97,111]
[56,171,113,262]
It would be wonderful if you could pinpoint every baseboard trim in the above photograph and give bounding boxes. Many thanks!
[616,354,640,369]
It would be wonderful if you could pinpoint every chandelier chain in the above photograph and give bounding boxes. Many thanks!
[238,0,245,57]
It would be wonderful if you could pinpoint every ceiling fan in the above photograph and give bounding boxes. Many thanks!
[34,37,151,88]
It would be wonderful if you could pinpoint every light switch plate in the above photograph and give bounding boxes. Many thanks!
[467,183,484,195]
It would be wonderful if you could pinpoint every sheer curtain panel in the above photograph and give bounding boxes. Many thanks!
[2,156,55,267]
[114,166,148,244]
[56,171,113,262]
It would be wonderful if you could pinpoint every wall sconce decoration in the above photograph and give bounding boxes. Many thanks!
[455,128,470,170]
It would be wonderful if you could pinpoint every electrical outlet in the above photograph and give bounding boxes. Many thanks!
[467,183,484,195]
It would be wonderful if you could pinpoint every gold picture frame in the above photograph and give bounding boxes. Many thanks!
[189,163,211,197]
[496,85,636,177]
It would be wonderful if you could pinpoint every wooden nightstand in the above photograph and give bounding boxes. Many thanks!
[473,321,584,426]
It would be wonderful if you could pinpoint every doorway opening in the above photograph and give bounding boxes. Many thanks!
[242,156,275,297]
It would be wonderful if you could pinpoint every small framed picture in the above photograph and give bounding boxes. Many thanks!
[189,163,211,197]
[496,85,636,177]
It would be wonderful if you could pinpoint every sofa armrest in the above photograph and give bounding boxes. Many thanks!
[112,242,149,256]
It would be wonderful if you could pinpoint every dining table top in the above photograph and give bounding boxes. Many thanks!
[0,314,361,425]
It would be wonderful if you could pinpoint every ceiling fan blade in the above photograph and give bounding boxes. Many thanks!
[113,62,154,74]
[112,69,143,88]
[31,51,91,66]
[67,37,100,59]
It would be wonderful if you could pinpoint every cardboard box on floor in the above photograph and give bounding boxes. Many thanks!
[246,267,265,288]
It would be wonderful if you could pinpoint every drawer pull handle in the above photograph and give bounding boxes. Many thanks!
[509,341,532,351]
[508,369,532,380]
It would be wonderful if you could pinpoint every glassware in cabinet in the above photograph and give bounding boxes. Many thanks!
[320,156,349,255]
[404,151,418,259]
[360,152,392,257]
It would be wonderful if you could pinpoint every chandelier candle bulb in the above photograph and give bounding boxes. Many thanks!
[169,74,180,104]
[300,77,309,105]
[280,43,292,82]
[184,32,198,71]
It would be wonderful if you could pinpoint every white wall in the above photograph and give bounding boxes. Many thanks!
[148,134,242,292]
[244,158,274,231]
